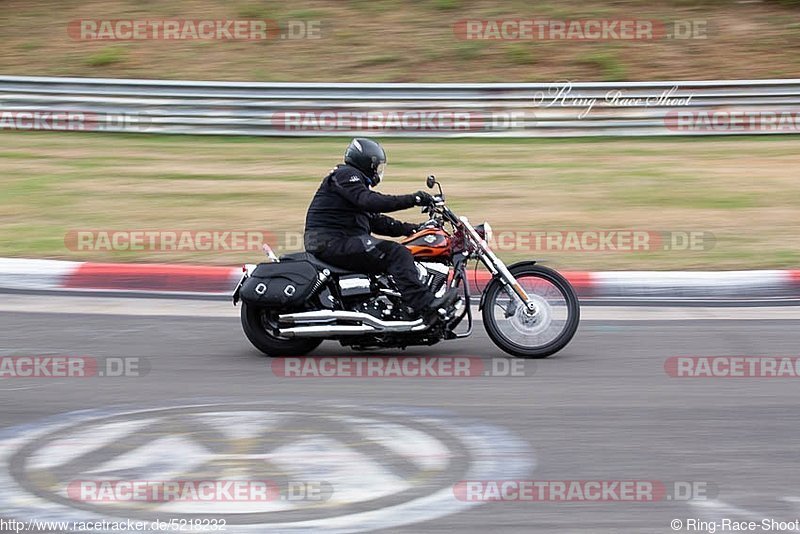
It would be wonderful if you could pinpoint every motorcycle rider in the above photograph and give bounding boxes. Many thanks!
[304,138,458,321]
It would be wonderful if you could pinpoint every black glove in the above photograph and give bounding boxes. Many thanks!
[413,191,435,206]
[402,223,421,236]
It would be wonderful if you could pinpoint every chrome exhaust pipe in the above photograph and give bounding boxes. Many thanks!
[280,325,376,338]
[278,310,430,337]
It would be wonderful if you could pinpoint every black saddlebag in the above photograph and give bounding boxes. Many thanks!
[239,261,319,308]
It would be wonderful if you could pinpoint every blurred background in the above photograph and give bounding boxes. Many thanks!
[1,0,799,271]
[3,0,800,81]
[2,3,800,534]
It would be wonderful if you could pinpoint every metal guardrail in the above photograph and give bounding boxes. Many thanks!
[1,75,799,137]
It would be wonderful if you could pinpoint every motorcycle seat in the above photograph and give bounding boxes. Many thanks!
[279,252,358,276]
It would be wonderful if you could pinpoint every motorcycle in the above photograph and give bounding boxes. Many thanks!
[233,175,580,358]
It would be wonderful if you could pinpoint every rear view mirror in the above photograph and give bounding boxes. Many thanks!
[426,175,436,189]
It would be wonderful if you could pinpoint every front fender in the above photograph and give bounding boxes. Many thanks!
[477,260,537,311]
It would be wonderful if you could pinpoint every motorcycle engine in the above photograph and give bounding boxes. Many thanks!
[335,266,451,321]
[358,295,397,320]
[338,275,373,299]
[417,262,450,297]
[339,275,398,320]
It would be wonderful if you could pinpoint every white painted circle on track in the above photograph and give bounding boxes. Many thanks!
[0,402,534,533]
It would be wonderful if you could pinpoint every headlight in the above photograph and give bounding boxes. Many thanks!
[483,222,493,243]
[475,222,493,245]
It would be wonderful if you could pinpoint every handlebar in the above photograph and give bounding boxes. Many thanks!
[420,195,444,214]
[420,176,459,225]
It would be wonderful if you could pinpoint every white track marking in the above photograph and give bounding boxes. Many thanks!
[583,306,800,320]
[341,416,451,471]
[0,403,534,532]
[191,411,285,441]
[594,270,791,298]
[692,499,765,520]
[270,435,410,504]
[0,294,236,317]
[28,419,154,470]
[85,434,214,482]
[0,259,79,290]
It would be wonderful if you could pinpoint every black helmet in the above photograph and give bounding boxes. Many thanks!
[344,138,386,186]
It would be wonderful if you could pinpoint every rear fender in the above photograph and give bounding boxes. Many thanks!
[232,264,257,305]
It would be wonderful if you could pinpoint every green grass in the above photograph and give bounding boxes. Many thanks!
[1,132,800,269]
[236,4,271,19]
[432,0,462,11]
[2,0,800,81]
[453,40,487,61]
[286,9,326,20]
[356,54,403,67]
[85,46,127,67]
[577,50,627,82]
[505,44,538,65]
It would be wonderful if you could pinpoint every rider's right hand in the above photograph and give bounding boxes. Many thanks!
[413,191,435,206]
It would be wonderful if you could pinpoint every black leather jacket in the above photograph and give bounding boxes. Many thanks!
[304,164,417,252]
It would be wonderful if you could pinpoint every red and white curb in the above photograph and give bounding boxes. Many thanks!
[1,258,799,299]
[0,258,241,296]
[588,270,800,298]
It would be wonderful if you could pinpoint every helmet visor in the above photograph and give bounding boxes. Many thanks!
[376,162,386,181]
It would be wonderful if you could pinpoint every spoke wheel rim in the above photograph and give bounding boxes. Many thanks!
[490,275,570,348]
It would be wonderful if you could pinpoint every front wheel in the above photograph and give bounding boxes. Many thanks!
[482,264,580,358]
[240,302,322,357]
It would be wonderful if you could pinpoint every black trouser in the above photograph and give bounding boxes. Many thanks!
[311,235,433,312]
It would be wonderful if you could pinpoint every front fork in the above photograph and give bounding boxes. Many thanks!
[480,256,540,320]
[459,217,538,316]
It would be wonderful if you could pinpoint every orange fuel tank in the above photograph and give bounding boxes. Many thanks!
[401,228,452,260]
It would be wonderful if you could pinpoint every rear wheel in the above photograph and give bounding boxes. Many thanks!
[240,302,322,357]
[482,264,579,358]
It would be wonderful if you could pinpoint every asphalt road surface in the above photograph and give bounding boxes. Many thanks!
[1,295,800,533]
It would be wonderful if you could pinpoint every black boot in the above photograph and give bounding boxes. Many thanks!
[420,287,460,323]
